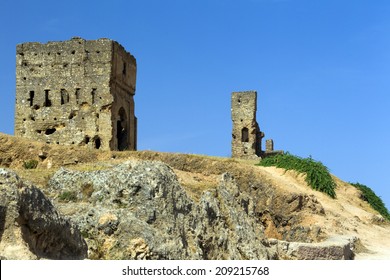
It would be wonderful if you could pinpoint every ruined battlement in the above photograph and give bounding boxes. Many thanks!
[231,91,263,159]
[14,37,137,151]
[231,90,282,159]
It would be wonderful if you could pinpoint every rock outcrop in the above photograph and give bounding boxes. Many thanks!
[48,161,270,259]
[0,159,360,260]
[0,169,87,259]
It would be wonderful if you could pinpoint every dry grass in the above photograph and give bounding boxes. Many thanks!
[2,133,390,258]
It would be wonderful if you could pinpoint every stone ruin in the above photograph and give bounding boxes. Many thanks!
[14,37,137,151]
[13,37,281,157]
[231,90,282,159]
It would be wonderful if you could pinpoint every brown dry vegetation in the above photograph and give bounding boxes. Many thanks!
[1,132,389,259]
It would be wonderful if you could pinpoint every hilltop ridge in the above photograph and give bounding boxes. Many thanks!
[0,133,389,259]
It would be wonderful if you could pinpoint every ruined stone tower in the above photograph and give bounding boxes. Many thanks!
[14,37,137,151]
[231,91,264,159]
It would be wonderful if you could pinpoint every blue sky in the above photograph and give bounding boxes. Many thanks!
[1,0,389,209]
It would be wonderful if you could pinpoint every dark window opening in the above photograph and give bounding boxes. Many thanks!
[44,90,51,107]
[45,128,56,135]
[117,107,128,151]
[61,89,69,105]
[69,111,77,120]
[28,91,34,106]
[94,137,101,149]
[32,105,40,110]
[75,88,80,104]
[122,62,127,75]
[241,127,249,143]
[91,88,97,104]
[85,136,90,144]
[71,50,76,54]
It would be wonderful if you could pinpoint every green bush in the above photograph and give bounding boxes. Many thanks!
[350,182,390,221]
[23,159,38,169]
[257,153,337,198]
[58,191,78,202]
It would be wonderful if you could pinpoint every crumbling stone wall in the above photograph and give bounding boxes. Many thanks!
[231,91,263,159]
[14,37,137,151]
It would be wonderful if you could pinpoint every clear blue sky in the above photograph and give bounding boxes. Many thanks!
[1,0,389,209]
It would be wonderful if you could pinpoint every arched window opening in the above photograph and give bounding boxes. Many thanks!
[117,107,128,151]
[94,136,101,149]
[241,127,249,142]
[61,89,69,105]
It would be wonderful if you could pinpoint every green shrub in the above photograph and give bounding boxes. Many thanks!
[58,191,78,202]
[23,159,38,169]
[350,182,390,221]
[257,153,337,198]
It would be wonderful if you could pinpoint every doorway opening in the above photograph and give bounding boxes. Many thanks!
[117,107,128,151]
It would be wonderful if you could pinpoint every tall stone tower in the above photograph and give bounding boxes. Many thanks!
[14,37,137,151]
[231,91,264,159]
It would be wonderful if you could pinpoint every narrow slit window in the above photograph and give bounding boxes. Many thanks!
[28,91,35,106]
[122,62,127,75]
[44,90,51,107]
[75,88,80,104]
[91,88,97,104]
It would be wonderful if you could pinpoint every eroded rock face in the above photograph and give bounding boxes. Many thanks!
[0,169,87,260]
[1,160,357,260]
[48,161,271,259]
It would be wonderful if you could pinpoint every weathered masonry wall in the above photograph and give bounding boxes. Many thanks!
[231,91,263,159]
[14,37,137,151]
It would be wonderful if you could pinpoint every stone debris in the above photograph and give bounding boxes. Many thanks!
[266,235,358,260]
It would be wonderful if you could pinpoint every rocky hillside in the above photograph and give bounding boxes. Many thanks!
[0,133,389,259]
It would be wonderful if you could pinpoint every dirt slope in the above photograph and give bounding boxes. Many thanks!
[1,132,389,259]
